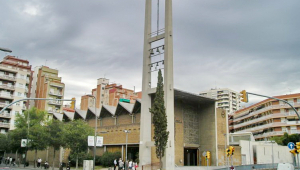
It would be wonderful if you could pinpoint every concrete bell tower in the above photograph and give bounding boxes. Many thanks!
[139,0,175,170]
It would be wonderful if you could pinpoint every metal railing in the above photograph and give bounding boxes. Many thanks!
[0,113,10,118]
[0,122,10,128]
[0,84,15,90]
[48,101,62,105]
[0,74,16,81]
[0,93,14,99]
[49,91,63,96]
[0,64,31,73]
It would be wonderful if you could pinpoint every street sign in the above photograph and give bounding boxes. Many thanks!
[288,142,295,150]
[88,136,104,147]
[21,139,31,147]
[96,136,103,147]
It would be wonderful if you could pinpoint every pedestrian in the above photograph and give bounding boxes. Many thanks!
[12,158,15,166]
[9,157,12,166]
[37,158,42,168]
[44,161,49,169]
[114,159,117,170]
[119,159,124,170]
[118,158,122,170]
[6,156,9,165]
[128,160,133,170]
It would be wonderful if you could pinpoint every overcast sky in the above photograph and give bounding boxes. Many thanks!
[1,0,300,109]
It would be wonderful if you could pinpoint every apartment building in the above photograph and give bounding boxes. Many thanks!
[0,56,32,132]
[232,93,300,141]
[80,78,140,110]
[199,88,241,113]
[30,66,65,118]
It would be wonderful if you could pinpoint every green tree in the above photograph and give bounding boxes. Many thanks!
[48,120,66,170]
[29,124,49,167]
[14,107,49,167]
[0,133,9,157]
[149,69,169,169]
[63,120,93,170]
[271,133,300,146]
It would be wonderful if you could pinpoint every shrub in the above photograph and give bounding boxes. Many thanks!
[100,152,121,167]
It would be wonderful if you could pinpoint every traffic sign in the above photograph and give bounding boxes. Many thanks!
[288,142,295,149]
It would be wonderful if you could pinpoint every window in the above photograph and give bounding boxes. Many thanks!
[102,94,104,97]
[18,92,22,96]
[9,73,13,77]
[15,111,19,115]
[0,71,4,75]
[102,87,104,90]
[19,83,23,88]
[16,103,20,106]
[20,74,25,79]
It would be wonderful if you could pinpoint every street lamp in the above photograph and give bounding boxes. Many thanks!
[0,47,12,53]
[87,94,97,170]
[124,130,131,170]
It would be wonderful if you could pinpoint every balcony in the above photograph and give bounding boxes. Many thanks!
[0,74,16,82]
[0,102,13,109]
[0,122,10,128]
[233,113,287,129]
[48,100,62,106]
[234,106,272,122]
[50,83,64,88]
[47,109,61,114]
[0,64,31,73]
[254,130,300,139]
[0,113,10,118]
[0,84,15,91]
[235,122,286,133]
[0,93,14,99]
[49,91,63,97]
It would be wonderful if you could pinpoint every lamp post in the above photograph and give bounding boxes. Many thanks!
[0,47,12,53]
[124,130,130,170]
[87,95,97,170]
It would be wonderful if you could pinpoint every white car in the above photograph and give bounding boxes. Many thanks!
[277,163,294,170]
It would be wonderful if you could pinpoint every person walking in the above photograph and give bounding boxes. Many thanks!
[128,160,133,170]
[114,159,117,170]
[119,159,124,170]
[9,157,12,166]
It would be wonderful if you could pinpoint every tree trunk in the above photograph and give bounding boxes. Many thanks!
[52,149,56,170]
[159,157,162,170]
[34,149,37,168]
[76,154,78,170]
[15,149,18,166]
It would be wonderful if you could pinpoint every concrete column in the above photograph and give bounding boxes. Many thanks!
[122,145,124,160]
[139,0,152,167]
[162,0,175,170]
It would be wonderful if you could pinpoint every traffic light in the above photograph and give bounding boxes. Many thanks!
[296,142,300,153]
[240,90,248,103]
[70,97,75,109]
[226,148,230,157]
[290,149,297,155]
[229,146,234,156]
[207,151,211,159]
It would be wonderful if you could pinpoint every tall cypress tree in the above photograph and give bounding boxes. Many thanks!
[149,69,169,169]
